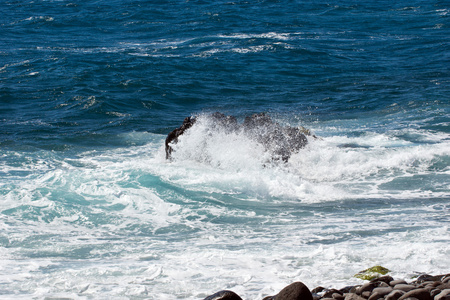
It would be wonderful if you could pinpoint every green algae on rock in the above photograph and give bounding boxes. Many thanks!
[354,266,391,281]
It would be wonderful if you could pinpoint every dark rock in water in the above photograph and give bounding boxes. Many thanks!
[165,112,311,162]
[322,289,342,299]
[165,116,197,159]
[414,274,445,284]
[311,287,326,294]
[274,282,314,300]
[203,290,243,300]
[207,112,239,132]
[265,282,313,300]
[242,113,309,162]
[371,276,394,285]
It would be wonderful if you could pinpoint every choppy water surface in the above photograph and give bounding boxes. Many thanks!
[1,0,449,299]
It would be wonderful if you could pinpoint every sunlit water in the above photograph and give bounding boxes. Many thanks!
[1,0,449,299]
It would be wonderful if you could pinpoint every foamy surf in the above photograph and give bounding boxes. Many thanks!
[159,114,450,203]
[1,119,449,299]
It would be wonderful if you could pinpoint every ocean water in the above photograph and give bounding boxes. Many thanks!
[1,0,449,299]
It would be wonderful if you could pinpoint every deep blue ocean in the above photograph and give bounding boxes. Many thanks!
[1,0,449,299]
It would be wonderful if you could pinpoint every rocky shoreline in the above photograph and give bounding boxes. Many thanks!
[203,273,450,300]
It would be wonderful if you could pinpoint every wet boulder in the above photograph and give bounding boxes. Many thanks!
[165,116,197,159]
[264,282,314,300]
[165,112,312,162]
[203,290,243,300]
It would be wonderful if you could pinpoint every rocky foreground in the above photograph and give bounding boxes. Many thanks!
[203,274,450,300]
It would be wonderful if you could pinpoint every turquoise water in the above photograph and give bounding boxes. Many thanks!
[1,1,449,299]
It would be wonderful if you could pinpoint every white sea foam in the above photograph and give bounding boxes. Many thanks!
[162,116,450,202]
[121,32,297,57]
[217,32,292,41]
[23,16,54,23]
[1,122,449,299]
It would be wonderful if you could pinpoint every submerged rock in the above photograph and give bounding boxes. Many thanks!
[165,112,312,162]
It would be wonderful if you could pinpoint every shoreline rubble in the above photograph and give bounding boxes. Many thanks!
[202,273,450,300]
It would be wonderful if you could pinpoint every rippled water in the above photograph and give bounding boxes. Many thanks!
[1,0,449,299]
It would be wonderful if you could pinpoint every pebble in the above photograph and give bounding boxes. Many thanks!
[374,277,395,285]
[431,290,442,298]
[438,285,450,291]
[345,294,366,300]
[203,290,243,300]
[395,285,417,292]
[386,290,406,300]
[368,287,394,300]
[435,290,450,300]
[202,273,450,300]
[322,289,342,298]
[398,289,431,300]
[358,283,377,295]
[333,293,345,300]
[391,281,408,287]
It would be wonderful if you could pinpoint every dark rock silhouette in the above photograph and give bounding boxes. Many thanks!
[203,290,243,300]
[165,112,312,162]
[165,116,197,159]
[266,281,314,300]
[200,273,450,300]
